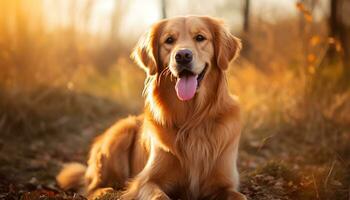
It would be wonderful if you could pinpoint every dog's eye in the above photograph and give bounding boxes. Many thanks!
[165,36,175,44]
[195,34,206,42]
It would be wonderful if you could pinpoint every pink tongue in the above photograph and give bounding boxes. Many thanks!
[175,75,198,101]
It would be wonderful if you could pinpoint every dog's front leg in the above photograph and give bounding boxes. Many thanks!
[202,187,246,200]
[122,181,171,200]
[212,190,246,200]
[203,145,246,200]
[120,148,181,200]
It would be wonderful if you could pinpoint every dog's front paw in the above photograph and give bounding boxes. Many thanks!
[120,183,170,200]
[150,193,171,200]
[205,190,247,200]
[227,192,247,200]
[87,187,116,199]
[120,193,170,200]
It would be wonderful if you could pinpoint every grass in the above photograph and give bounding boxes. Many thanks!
[230,62,350,199]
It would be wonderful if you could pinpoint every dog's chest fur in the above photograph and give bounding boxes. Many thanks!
[175,120,230,198]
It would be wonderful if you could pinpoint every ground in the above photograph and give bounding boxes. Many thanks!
[0,86,349,200]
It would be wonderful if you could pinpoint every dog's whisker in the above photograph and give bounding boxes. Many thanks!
[156,67,170,87]
[163,68,174,82]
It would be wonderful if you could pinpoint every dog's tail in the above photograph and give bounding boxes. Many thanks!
[56,162,86,192]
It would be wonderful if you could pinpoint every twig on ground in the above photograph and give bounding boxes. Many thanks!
[258,135,275,152]
[312,173,320,200]
[324,160,336,192]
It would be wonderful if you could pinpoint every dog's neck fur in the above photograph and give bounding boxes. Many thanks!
[144,66,232,130]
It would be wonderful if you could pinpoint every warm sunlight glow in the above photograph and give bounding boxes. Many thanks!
[1,0,349,199]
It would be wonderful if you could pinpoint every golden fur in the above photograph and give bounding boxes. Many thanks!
[57,16,245,200]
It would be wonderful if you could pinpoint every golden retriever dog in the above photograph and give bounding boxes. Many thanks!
[57,15,245,200]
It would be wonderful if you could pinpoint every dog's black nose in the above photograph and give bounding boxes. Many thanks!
[175,49,193,65]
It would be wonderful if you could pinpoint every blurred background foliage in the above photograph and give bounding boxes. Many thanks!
[0,0,350,199]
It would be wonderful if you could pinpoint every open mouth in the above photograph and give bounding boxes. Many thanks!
[175,64,208,101]
[196,64,208,87]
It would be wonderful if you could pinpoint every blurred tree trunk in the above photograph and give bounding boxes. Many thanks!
[160,0,167,19]
[298,0,307,70]
[110,0,131,41]
[241,0,250,57]
[327,0,350,85]
[68,0,77,33]
[110,0,124,42]
[243,0,250,32]
[93,0,131,72]
[328,0,338,59]
[82,0,95,32]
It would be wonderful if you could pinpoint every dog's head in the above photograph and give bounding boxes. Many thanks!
[132,16,241,101]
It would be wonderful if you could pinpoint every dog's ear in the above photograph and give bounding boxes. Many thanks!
[207,18,241,70]
[131,22,163,76]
